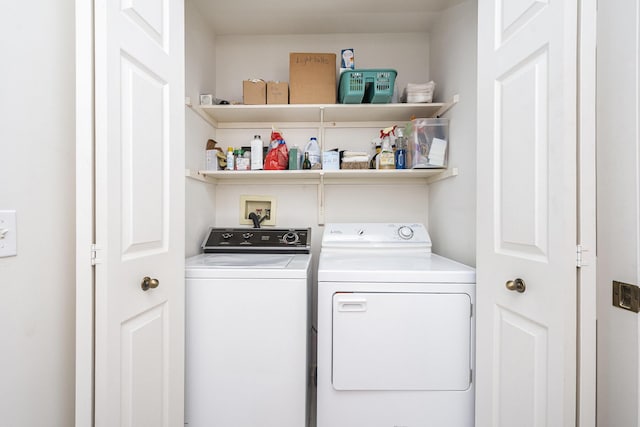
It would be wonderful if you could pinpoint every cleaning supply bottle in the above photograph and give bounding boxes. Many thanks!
[377,126,396,170]
[226,146,234,171]
[302,152,312,169]
[304,137,321,168]
[251,135,263,170]
[369,144,381,169]
[395,127,407,169]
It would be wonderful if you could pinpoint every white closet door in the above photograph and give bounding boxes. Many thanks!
[93,0,185,425]
[476,0,578,426]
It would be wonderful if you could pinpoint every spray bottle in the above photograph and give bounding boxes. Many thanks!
[377,125,396,170]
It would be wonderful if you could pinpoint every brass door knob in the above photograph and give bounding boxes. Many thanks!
[141,276,159,291]
[505,278,526,293]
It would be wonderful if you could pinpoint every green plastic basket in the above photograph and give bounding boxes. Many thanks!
[338,69,397,104]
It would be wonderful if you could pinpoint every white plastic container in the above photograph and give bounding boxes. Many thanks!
[205,149,219,170]
[226,147,234,171]
[251,135,263,170]
[304,137,321,168]
[322,151,339,170]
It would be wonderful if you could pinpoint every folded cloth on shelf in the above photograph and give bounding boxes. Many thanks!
[342,155,369,163]
[342,151,369,157]
[401,80,436,103]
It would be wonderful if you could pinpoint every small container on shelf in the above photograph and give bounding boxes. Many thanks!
[406,118,449,169]
[338,69,397,104]
[322,151,339,170]
[226,147,234,171]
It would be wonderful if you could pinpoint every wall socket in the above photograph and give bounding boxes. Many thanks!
[612,280,640,313]
[239,195,276,226]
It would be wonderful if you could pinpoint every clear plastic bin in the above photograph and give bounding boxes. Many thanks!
[406,118,449,168]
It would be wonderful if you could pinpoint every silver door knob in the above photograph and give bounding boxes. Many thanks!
[141,276,159,291]
[505,278,526,293]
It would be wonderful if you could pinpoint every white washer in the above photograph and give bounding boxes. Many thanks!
[317,223,475,427]
[185,228,312,427]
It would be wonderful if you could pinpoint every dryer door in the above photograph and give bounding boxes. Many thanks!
[332,292,472,391]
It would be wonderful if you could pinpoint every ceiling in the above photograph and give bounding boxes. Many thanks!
[189,0,466,35]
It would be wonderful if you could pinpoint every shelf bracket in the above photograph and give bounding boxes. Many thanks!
[185,169,212,183]
[434,94,460,118]
[319,106,326,153]
[424,167,459,184]
[186,104,218,128]
[318,173,325,226]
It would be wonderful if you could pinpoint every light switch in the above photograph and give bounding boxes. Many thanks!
[0,210,17,257]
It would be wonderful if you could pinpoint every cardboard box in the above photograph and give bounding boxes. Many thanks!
[243,79,266,105]
[289,53,337,104]
[267,81,289,104]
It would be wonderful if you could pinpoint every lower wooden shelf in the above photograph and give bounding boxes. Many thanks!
[186,168,457,185]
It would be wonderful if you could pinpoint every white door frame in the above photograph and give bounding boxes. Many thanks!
[75,0,95,425]
[73,0,598,425]
[577,0,597,425]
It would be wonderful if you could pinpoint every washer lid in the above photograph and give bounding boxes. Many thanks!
[189,253,294,268]
[322,223,431,251]
[185,253,311,279]
[318,252,475,283]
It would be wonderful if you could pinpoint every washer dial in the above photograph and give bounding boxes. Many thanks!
[283,232,300,244]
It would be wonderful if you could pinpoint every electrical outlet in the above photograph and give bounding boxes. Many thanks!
[240,195,276,226]
[613,280,640,313]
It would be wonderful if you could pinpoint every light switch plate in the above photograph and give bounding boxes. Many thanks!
[0,210,17,257]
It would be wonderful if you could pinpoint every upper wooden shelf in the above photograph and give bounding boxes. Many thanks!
[189,101,455,127]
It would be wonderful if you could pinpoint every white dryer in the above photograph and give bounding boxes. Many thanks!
[317,223,475,427]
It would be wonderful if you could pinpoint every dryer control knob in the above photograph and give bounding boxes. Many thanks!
[283,232,300,244]
[221,233,233,240]
[397,225,414,240]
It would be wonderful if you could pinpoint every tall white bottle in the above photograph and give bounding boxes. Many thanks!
[251,135,263,170]
[226,146,234,171]
[304,137,321,168]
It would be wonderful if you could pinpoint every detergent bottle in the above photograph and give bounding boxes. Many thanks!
[304,137,321,168]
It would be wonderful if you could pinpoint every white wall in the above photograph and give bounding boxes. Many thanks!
[215,33,430,103]
[427,0,477,267]
[211,33,434,247]
[0,2,76,426]
[185,0,219,257]
[596,2,640,425]
[212,33,431,248]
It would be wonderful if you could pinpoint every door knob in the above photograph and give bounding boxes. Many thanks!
[505,278,526,293]
[141,276,159,291]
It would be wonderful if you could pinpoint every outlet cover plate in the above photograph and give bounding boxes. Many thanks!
[0,210,17,257]
[613,280,640,313]
[239,195,276,226]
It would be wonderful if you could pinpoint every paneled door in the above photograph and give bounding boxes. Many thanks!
[476,0,578,425]
[93,0,185,426]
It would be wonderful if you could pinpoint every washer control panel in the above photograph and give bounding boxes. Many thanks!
[202,227,311,253]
